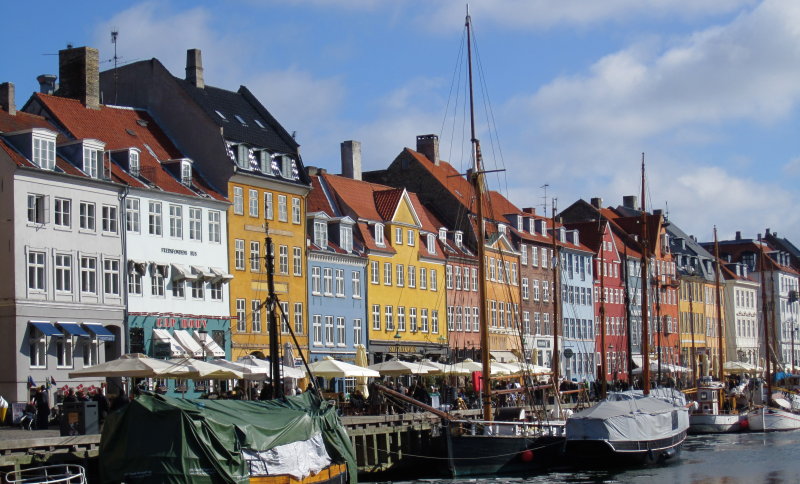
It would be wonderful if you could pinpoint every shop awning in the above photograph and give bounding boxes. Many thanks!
[173,330,204,357]
[631,354,642,369]
[57,322,90,338]
[490,350,519,363]
[171,263,198,282]
[153,328,187,357]
[192,331,226,357]
[128,259,148,275]
[83,323,116,342]
[209,266,234,283]
[191,265,215,281]
[29,321,63,337]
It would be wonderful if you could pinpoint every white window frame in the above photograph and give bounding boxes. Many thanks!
[233,187,243,215]
[80,201,96,231]
[189,207,202,241]
[236,299,246,332]
[80,256,97,294]
[147,201,161,236]
[209,210,221,243]
[250,241,261,272]
[102,205,118,234]
[249,189,259,217]
[264,192,273,220]
[168,205,182,238]
[291,197,301,224]
[103,258,120,296]
[235,239,245,270]
[278,195,288,222]
[28,251,46,291]
[352,271,361,298]
[126,198,140,233]
[54,198,71,228]
[293,247,302,276]
[55,253,72,293]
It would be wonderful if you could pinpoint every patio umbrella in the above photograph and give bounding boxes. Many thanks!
[237,355,305,379]
[166,357,245,379]
[68,353,194,378]
[445,358,484,375]
[490,361,516,376]
[354,344,370,398]
[418,358,446,374]
[306,356,380,378]
[207,358,269,381]
[723,361,757,372]
[368,359,431,376]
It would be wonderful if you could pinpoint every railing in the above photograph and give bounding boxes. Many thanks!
[449,418,566,438]
[5,464,86,484]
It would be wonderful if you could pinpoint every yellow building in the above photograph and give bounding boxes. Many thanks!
[483,231,522,353]
[318,173,449,362]
[679,278,708,381]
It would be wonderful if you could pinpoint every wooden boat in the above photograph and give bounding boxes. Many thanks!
[748,402,800,431]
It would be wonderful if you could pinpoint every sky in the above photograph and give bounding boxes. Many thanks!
[4,0,800,246]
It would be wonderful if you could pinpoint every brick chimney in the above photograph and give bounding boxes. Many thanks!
[0,82,15,115]
[186,49,204,89]
[37,74,57,94]
[416,134,439,165]
[58,46,100,109]
[735,231,741,240]
[622,195,638,210]
[590,197,603,209]
[341,140,362,180]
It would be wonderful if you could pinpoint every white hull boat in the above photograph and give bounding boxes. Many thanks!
[748,406,800,431]
[689,413,746,433]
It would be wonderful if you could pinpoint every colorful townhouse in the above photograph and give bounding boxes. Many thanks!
[26,48,232,396]
[99,49,312,361]
[314,150,448,363]
[719,259,760,368]
[0,81,125,403]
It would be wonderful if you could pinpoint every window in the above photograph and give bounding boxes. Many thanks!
[294,303,303,333]
[151,265,166,296]
[472,268,478,291]
[172,280,185,298]
[55,254,72,292]
[80,201,96,231]
[420,267,427,289]
[395,227,403,245]
[521,244,528,265]
[522,278,529,300]
[408,266,416,288]
[181,161,192,185]
[431,310,439,334]
[407,229,415,246]
[126,198,140,232]
[147,201,161,235]
[252,300,262,333]
[129,150,140,176]
[249,189,258,217]
[54,198,70,228]
[427,234,436,254]
[337,317,345,346]
[446,265,453,289]
[56,336,73,368]
[533,280,540,301]
[128,266,142,295]
[314,220,327,247]
[29,326,46,368]
[410,307,418,332]
[28,194,47,225]
[531,247,539,266]
[421,308,429,332]
[352,271,361,298]
[209,211,221,243]
[372,304,381,330]
[385,306,394,331]
[292,198,301,224]
[293,247,302,276]
[325,316,334,345]
[233,187,243,215]
[323,268,333,295]
[191,279,204,299]
[455,306,462,331]
[264,192,273,220]
[371,261,379,284]
[83,339,98,367]
[102,205,118,234]
[83,145,101,178]
[235,239,245,270]
[80,256,97,294]
[236,299,246,332]
[335,269,345,296]
[189,208,202,241]
[340,225,353,252]
[396,264,404,286]
[33,135,55,170]
[354,318,362,345]
[278,195,287,222]
[455,266,461,290]
[103,259,120,296]
[281,302,289,334]
[313,315,322,344]
[542,281,549,302]
[311,266,321,294]
[250,241,260,272]
[473,307,479,331]
[279,245,288,274]
[384,262,392,285]
[398,306,406,331]
[28,251,46,291]
[169,205,183,238]
[430,269,438,291]
[375,224,384,245]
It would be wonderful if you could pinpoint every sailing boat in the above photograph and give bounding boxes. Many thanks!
[565,156,689,466]
[437,9,567,477]
[688,227,747,433]
[747,235,800,431]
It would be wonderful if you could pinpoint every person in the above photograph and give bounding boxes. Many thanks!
[350,389,365,415]
[63,388,77,403]
[33,385,49,430]
[92,390,110,426]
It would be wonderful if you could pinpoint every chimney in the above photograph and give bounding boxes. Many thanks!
[735,231,741,240]
[522,207,536,215]
[590,197,603,209]
[765,228,771,237]
[37,74,57,94]
[340,140,362,180]
[58,46,100,109]
[186,49,204,88]
[416,134,439,165]
[0,82,15,115]
[622,195,638,210]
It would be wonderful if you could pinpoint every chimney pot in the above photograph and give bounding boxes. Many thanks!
[186,49,204,89]
[416,134,439,166]
[36,74,57,95]
[622,195,639,210]
[0,82,15,115]
[341,140,362,180]
[58,46,100,109]
[522,207,536,215]
[735,231,741,240]
[590,197,603,209]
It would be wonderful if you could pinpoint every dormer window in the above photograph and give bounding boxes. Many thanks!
[129,150,140,177]
[374,223,385,246]
[516,215,522,229]
[234,114,247,126]
[276,155,294,179]
[259,150,271,173]
[236,144,249,170]
[82,140,105,179]
[32,131,56,170]
[314,220,327,248]
[498,223,507,236]
[181,160,192,186]
[340,225,353,252]
[455,231,463,247]
[439,228,447,240]
[427,233,436,254]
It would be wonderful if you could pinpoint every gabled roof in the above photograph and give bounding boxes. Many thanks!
[373,188,405,222]
[0,109,56,133]
[32,93,226,202]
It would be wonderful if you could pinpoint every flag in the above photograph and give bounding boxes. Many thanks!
[45,377,51,390]
[27,376,35,388]
[50,376,57,386]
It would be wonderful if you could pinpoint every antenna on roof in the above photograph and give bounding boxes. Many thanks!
[664,200,670,222]
[540,183,549,215]
[111,29,119,105]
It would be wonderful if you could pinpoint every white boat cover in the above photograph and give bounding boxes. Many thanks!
[607,388,687,407]
[567,395,689,442]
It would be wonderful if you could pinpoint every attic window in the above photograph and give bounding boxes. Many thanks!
[254,119,266,129]
[82,140,105,179]
[340,225,353,252]
[32,132,56,171]
[181,160,192,186]
[215,110,227,121]
[136,119,148,127]
[438,228,447,240]
[129,150,140,177]
[126,128,137,136]
[314,220,327,248]
[234,115,247,126]
[374,223,385,246]
[427,234,436,254]
[455,231,463,247]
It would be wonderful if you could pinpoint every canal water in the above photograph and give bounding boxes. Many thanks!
[374,431,800,483]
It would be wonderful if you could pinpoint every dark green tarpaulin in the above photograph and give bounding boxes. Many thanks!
[99,392,356,484]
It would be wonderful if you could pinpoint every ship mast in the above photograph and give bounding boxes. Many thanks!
[599,221,607,398]
[552,205,561,390]
[758,235,773,400]
[265,235,283,399]
[640,153,651,395]
[465,8,492,422]
[713,227,725,382]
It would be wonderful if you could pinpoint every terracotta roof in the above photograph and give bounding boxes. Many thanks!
[0,109,57,134]
[373,188,405,221]
[307,176,336,216]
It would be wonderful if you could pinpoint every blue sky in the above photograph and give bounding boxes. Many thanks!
[4,0,800,245]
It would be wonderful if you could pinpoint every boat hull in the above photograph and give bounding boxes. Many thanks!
[250,463,348,484]
[565,430,686,467]
[689,413,746,434]
[444,423,565,477]
[748,407,800,431]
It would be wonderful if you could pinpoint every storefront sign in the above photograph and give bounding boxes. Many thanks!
[156,317,208,328]
[388,345,418,354]
[161,247,198,256]
[537,340,550,348]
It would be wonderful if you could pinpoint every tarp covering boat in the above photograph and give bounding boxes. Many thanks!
[566,395,689,442]
[99,392,356,483]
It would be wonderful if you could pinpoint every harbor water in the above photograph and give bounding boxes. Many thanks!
[372,431,800,483]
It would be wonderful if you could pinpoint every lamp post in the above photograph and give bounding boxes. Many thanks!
[394,330,402,361]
